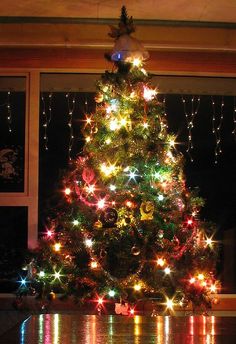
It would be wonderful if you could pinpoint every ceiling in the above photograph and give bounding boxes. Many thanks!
[0,0,236,24]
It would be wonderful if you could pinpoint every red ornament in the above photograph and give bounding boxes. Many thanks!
[82,167,95,184]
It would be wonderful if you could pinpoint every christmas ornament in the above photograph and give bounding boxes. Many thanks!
[212,296,220,305]
[131,245,141,256]
[94,220,103,229]
[95,93,104,103]
[158,230,164,239]
[47,291,56,301]
[140,201,154,220]
[82,167,95,184]
[108,7,149,63]
[100,249,107,258]
[180,297,189,309]
[100,207,118,227]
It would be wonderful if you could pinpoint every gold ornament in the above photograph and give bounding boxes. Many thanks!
[131,245,141,256]
[95,93,104,103]
[140,201,154,220]
[94,220,103,229]
[48,291,56,301]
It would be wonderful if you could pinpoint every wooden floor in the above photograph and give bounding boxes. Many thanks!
[1,313,236,344]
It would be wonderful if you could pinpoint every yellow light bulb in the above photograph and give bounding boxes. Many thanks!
[164,267,171,275]
[120,118,127,126]
[100,163,116,177]
[54,243,61,252]
[157,258,165,267]
[97,198,105,209]
[110,119,119,131]
[85,136,91,142]
[39,271,45,277]
[143,86,157,101]
[105,138,111,145]
[134,284,142,291]
[90,261,98,269]
[64,188,71,195]
[85,116,92,125]
[85,238,93,247]
[132,57,142,67]
[86,184,95,194]
[209,284,217,293]
[166,298,174,309]
[198,273,204,281]
[54,271,61,279]
[109,184,116,191]
[205,237,213,246]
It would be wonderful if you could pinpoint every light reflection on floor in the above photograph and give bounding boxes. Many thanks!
[2,314,236,344]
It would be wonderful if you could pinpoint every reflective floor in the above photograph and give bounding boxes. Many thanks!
[1,314,236,344]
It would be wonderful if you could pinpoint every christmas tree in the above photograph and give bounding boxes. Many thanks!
[23,7,219,313]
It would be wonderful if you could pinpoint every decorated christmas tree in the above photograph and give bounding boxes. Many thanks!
[22,7,220,313]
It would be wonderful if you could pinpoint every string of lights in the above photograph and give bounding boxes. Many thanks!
[6,91,12,133]
[41,93,53,150]
[211,96,224,164]
[232,96,236,139]
[66,92,76,160]
[181,95,201,162]
[160,96,168,131]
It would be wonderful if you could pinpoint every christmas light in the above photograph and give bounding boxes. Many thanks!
[205,237,213,247]
[85,116,92,125]
[109,119,120,131]
[142,122,149,129]
[165,298,174,310]
[189,277,196,284]
[54,271,62,280]
[197,273,204,281]
[73,220,79,226]
[120,117,128,126]
[134,284,142,291]
[86,184,96,194]
[126,200,133,208]
[109,184,116,191]
[64,188,71,195]
[100,163,117,177]
[97,198,106,209]
[131,57,142,67]
[85,239,93,248]
[164,267,171,275]
[209,284,217,293]
[105,138,112,145]
[143,86,157,101]
[169,139,175,147]
[46,230,53,238]
[20,278,27,287]
[108,290,115,297]
[54,243,61,252]
[39,271,45,278]
[85,136,91,143]
[129,308,135,315]
[158,194,164,201]
[182,95,201,162]
[157,258,165,267]
[90,260,98,269]
[98,297,103,305]
[128,170,138,181]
